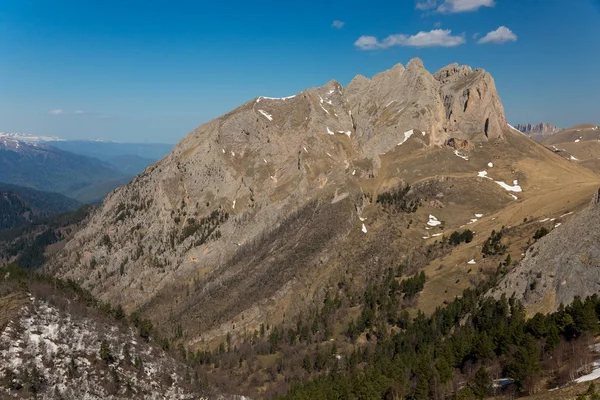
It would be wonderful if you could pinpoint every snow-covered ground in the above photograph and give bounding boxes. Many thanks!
[0,296,198,399]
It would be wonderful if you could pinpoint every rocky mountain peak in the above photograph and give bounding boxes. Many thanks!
[47,59,514,337]
[515,122,561,141]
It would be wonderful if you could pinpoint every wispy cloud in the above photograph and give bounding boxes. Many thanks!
[355,29,465,50]
[332,20,345,29]
[49,109,64,115]
[416,0,437,10]
[478,26,517,44]
[74,110,85,114]
[97,115,113,120]
[416,0,494,13]
[472,32,480,39]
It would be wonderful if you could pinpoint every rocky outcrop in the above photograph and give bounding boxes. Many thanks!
[489,198,600,313]
[515,122,561,142]
[446,137,472,151]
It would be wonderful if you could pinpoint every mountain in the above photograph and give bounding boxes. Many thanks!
[514,122,561,141]
[0,137,127,202]
[45,59,600,395]
[50,140,173,161]
[0,264,218,399]
[541,123,600,173]
[105,154,159,175]
[489,192,600,315]
[51,140,173,174]
[0,183,80,230]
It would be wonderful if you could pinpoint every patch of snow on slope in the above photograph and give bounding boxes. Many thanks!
[361,224,367,233]
[570,155,579,161]
[258,110,273,121]
[478,170,488,178]
[327,127,334,135]
[507,123,523,134]
[575,361,600,383]
[454,150,469,161]
[320,104,330,114]
[575,137,581,143]
[467,259,476,265]
[338,130,351,137]
[257,95,296,103]
[475,213,483,218]
[495,180,522,192]
[397,129,415,146]
[488,162,494,168]
[427,215,441,227]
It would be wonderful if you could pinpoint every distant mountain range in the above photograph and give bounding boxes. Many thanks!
[0,183,80,230]
[0,134,173,204]
[513,122,561,141]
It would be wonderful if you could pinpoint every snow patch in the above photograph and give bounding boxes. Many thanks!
[478,170,488,178]
[495,180,522,192]
[258,110,273,121]
[256,95,296,103]
[454,150,469,161]
[361,224,367,233]
[570,155,579,161]
[397,129,415,146]
[575,361,600,383]
[327,127,334,135]
[474,213,483,218]
[488,162,494,168]
[427,215,441,227]
[467,259,476,265]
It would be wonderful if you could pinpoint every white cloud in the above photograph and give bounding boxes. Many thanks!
[74,110,85,114]
[478,26,517,44]
[416,0,438,10]
[332,20,345,29]
[355,29,465,50]
[472,32,480,39]
[49,109,64,115]
[434,21,442,28]
[436,0,494,13]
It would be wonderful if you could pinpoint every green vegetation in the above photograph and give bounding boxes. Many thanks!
[376,185,420,213]
[449,229,474,246]
[482,228,507,256]
[0,205,93,269]
[0,183,80,230]
[533,226,549,240]
[279,289,600,399]
[179,208,228,245]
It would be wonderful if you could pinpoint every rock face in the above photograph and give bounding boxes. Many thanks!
[47,58,512,344]
[515,122,561,142]
[489,198,600,313]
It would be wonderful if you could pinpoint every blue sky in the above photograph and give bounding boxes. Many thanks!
[1,0,599,143]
